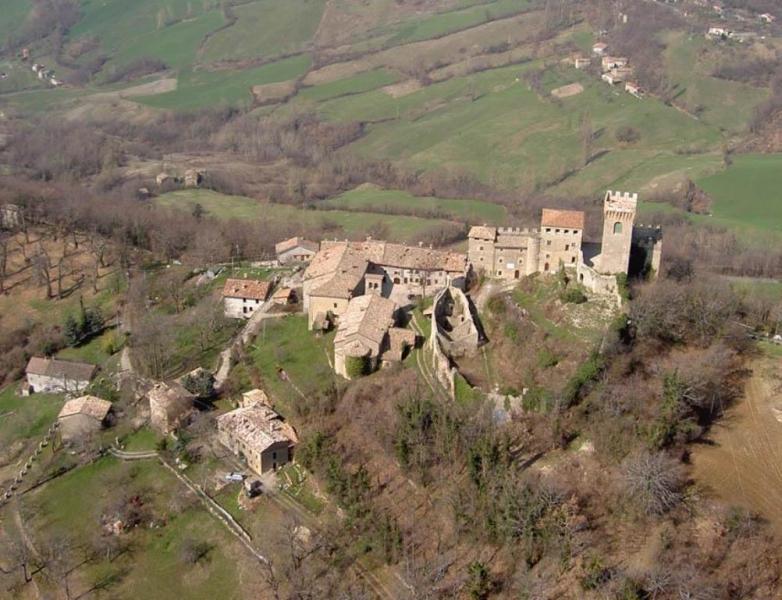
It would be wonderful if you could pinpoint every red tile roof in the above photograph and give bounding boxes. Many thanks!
[222,279,271,301]
[540,209,585,230]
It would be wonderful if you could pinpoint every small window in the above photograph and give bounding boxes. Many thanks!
[556,229,560,233]
[497,270,502,276]
[333,302,338,308]
[479,245,484,251]
[565,244,569,251]
[546,240,551,246]
[571,256,576,263]
[613,221,623,234]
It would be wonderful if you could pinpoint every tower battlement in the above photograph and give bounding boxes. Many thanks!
[604,190,638,212]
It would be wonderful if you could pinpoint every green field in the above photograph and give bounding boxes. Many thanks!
[201,0,326,62]
[137,54,312,109]
[697,154,782,234]
[298,68,401,103]
[155,189,460,241]
[0,386,63,445]
[322,184,507,223]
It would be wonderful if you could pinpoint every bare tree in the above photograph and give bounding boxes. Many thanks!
[621,451,683,516]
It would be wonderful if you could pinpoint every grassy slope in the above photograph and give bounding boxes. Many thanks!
[136,54,312,109]
[322,184,507,223]
[0,0,30,40]
[201,0,326,62]
[0,386,63,444]
[298,68,401,102]
[155,189,460,241]
[696,153,782,234]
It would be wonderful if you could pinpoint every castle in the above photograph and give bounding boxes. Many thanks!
[468,191,662,295]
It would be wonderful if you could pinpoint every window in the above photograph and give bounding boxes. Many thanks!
[394,277,400,284]
[243,306,248,314]
[571,256,576,263]
[565,244,569,251]
[333,302,338,308]
[546,228,551,233]
[613,221,623,234]
[556,229,560,233]
[547,240,551,246]
[479,245,484,251]
[497,270,502,276]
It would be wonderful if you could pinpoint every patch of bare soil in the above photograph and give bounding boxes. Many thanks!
[64,78,176,123]
[692,358,782,537]
[251,80,297,105]
[551,82,584,99]
[380,79,421,98]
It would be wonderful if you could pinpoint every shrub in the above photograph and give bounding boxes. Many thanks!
[560,286,587,304]
[345,355,370,379]
[615,126,641,143]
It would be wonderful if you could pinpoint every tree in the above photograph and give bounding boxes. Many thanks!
[621,451,683,515]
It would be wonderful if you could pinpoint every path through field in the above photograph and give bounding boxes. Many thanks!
[692,359,782,536]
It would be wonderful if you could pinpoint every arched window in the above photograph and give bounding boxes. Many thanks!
[613,221,623,234]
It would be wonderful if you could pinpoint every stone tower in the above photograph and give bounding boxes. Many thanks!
[598,191,637,275]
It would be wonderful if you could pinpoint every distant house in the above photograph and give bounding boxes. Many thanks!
[759,13,776,24]
[222,278,272,319]
[148,381,195,434]
[275,237,319,265]
[602,67,633,85]
[570,55,591,69]
[57,395,113,442]
[625,81,644,98]
[217,392,297,474]
[24,357,96,395]
[601,56,628,71]
[184,169,204,188]
[0,203,22,230]
[333,294,414,379]
[31,63,43,73]
[707,26,731,39]
[592,42,608,55]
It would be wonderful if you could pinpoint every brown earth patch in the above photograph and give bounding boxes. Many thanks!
[551,82,584,99]
[692,358,782,538]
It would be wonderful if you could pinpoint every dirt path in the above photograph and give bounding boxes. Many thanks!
[692,359,782,536]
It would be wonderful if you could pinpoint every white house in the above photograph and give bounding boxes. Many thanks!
[25,357,96,395]
[222,278,272,319]
[592,42,608,56]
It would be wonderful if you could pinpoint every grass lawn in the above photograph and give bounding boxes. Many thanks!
[57,328,118,366]
[246,315,335,415]
[0,0,30,41]
[26,456,247,600]
[322,184,506,224]
[0,386,63,445]
[156,189,458,242]
[696,153,782,235]
[278,462,324,515]
[201,0,326,62]
[121,427,161,452]
[136,54,312,110]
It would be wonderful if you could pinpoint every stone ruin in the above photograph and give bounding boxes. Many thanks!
[432,286,485,359]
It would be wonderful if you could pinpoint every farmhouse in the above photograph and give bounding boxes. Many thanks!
[592,42,608,55]
[602,67,633,85]
[707,26,731,39]
[222,278,272,319]
[217,399,297,474]
[303,240,467,329]
[625,81,644,98]
[469,191,662,297]
[271,287,297,305]
[333,294,413,379]
[759,13,775,23]
[275,237,319,265]
[601,56,628,71]
[24,357,96,395]
[148,381,195,434]
[0,203,22,229]
[57,395,113,442]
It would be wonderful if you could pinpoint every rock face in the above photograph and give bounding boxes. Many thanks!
[432,286,483,359]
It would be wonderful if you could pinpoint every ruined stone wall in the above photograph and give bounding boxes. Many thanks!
[432,286,481,358]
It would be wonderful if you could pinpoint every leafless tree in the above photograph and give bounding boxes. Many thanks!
[621,451,683,516]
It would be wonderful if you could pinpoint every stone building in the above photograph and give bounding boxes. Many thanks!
[222,278,272,319]
[57,395,113,442]
[217,396,297,474]
[303,240,468,329]
[275,237,319,265]
[149,382,195,434]
[332,294,414,379]
[469,190,662,296]
[0,203,22,230]
[24,357,96,395]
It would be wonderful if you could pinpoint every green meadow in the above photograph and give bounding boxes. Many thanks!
[155,189,461,241]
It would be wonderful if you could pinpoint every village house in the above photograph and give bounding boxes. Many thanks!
[0,203,22,229]
[332,294,414,379]
[625,81,644,98]
[148,381,195,434]
[217,391,297,474]
[601,56,628,71]
[602,67,633,85]
[222,278,272,319]
[707,26,731,39]
[24,357,96,395]
[57,395,113,442]
[592,42,608,55]
[302,239,467,329]
[184,169,204,188]
[574,56,591,70]
[759,13,776,24]
[275,237,319,265]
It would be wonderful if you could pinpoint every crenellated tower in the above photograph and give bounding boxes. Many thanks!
[598,190,637,275]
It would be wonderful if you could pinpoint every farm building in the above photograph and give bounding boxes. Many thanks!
[24,357,96,395]
[222,278,272,319]
[275,237,319,265]
[592,42,608,55]
[271,287,298,305]
[602,67,633,85]
[148,381,195,434]
[333,294,413,379]
[625,81,644,98]
[0,203,22,229]
[574,56,591,69]
[601,56,628,71]
[57,395,113,442]
[217,398,297,474]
